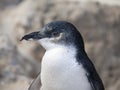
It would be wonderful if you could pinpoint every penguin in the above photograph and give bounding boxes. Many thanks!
[21,21,104,90]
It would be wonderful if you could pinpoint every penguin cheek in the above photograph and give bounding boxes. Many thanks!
[37,33,64,49]
[38,38,50,47]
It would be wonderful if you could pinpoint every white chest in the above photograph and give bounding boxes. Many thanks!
[40,46,91,90]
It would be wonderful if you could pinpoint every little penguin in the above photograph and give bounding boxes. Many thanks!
[21,21,104,90]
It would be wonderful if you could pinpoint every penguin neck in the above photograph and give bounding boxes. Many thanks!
[41,44,77,74]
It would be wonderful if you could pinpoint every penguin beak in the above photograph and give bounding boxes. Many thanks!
[20,31,43,41]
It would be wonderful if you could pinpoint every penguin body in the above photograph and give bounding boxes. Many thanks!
[21,21,104,90]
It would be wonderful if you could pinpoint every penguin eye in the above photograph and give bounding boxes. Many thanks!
[52,31,59,37]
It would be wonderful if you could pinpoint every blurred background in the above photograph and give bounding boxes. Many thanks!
[0,0,120,90]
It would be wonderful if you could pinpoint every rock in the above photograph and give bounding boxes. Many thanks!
[0,76,31,90]
[0,0,120,90]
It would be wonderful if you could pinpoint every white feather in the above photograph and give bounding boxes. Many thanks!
[39,38,92,90]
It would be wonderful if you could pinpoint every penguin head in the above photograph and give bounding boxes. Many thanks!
[21,21,84,50]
